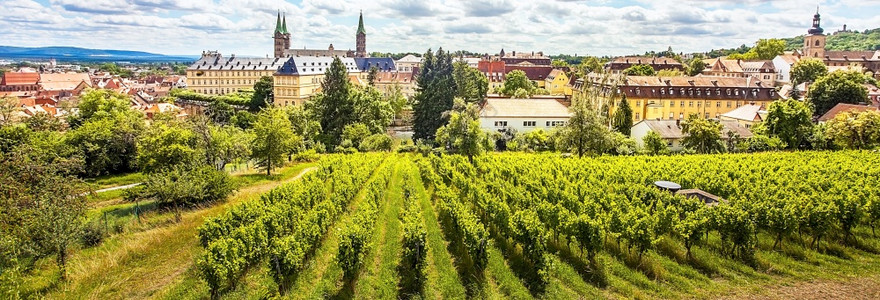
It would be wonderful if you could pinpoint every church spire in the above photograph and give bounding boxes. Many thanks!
[274,10,282,34]
[282,12,289,34]
[357,10,366,35]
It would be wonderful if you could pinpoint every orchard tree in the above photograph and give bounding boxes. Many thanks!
[500,70,533,97]
[824,110,880,149]
[206,100,234,125]
[808,70,870,117]
[681,114,724,154]
[412,48,456,141]
[436,98,485,163]
[352,86,394,134]
[136,118,200,173]
[642,131,667,155]
[68,89,134,128]
[611,95,633,135]
[558,100,612,157]
[763,99,814,149]
[790,58,828,86]
[251,108,300,175]
[0,96,20,127]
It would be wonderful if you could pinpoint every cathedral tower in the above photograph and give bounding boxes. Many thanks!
[356,11,367,58]
[804,8,826,59]
[274,11,291,58]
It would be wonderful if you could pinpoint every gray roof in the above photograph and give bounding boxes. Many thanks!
[188,54,285,71]
[480,99,571,118]
[638,119,753,139]
[720,104,765,122]
[276,56,360,76]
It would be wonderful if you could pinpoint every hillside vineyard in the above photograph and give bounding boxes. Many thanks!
[196,152,880,298]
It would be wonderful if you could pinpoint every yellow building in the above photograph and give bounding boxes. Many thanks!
[186,51,285,95]
[573,75,780,122]
[545,69,570,95]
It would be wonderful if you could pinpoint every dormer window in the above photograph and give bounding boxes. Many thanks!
[669,88,674,94]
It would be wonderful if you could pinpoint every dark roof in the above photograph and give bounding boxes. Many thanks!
[824,51,879,61]
[354,57,395,72]
[818,103,880,122]
[505,65,553,81]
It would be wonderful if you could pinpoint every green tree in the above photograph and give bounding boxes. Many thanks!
[623,64,656,76]
[286,105,322,148]
[453,60,489,104]
[642,131,668,155]
[685,58,707,76]
[206,100,234,125]
[500,70,534,97]
[136,119,199,173]
[352,86,394,134]
[69,89,135,128]
[763,99,814,149]
[790,58,828,86]
[413,48,456,141]
[231,110,256,130]
[752,39,786,60]
[611,95,633,135]
[0,96,20,127]
[66,112,143,176]
[435,98,485,162]
[681,114,725,154]
[308,57,355,145]
[26,112,62,132]
[808,70,870,117]
[250,76,274,110]
[824,110,880,149]
[558,100,612,157]
[342,123,371,148]
[0,146,89,280]
[251,109,299,175]
[136,165,236,221]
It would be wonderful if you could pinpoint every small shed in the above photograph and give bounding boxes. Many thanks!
[676,189,726,207]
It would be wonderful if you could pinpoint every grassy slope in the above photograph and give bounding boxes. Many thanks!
[19,154,880,299]
[21,163,316,299]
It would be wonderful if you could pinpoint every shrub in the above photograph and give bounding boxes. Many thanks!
[359,134,393,152]
[136,165,237,208]
[80,221,106,247]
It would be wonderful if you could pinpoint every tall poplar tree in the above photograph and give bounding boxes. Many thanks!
[309,57,355,145]
[413,48,456,141]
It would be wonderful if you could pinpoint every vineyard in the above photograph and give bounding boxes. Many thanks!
[195,151,880,299]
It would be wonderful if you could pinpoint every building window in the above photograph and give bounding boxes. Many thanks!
[669,112,674,119]
[680,101,685,107]
[727,101,732,108]
[726,89,731,96]
[689,101,693,107]
[705,112,710,118]
[679,113,684,119]
[636,100,641,106]
[716,101,721,107]
[669,88,674,95]
[635,113,640,120]
[523,121,536,127]
[494,121,508,127]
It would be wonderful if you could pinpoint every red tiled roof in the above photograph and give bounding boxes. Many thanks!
[818,103,880,122]
[1,72,40,86]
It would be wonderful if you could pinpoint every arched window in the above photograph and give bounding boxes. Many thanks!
[815,40,821,46]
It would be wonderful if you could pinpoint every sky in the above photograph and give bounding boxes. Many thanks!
[2,0,880,57]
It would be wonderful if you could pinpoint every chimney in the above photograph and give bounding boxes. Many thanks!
[676,119,681,127]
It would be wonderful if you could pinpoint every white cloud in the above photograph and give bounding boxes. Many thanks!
[0,0,877,57]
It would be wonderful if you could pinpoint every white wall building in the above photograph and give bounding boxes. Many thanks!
[772,53,800,85]
[631,119,753,152]
[479,98,571,133]
[395,54,422,73]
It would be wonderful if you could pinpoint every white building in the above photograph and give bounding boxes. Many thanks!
[631,119,753,151]
[395,54,422,73]
[772,53,800,85]
[479,98,571,133]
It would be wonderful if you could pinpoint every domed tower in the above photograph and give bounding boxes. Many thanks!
[273,11,291,58]
[804,8,826,59]
[356,11,367,58]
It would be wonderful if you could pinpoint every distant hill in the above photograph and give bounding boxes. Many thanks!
[783,28,880,52]
[0,46,197,63]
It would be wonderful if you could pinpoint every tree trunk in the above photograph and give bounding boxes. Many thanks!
[267,158,272,176]
[57,245,67,281]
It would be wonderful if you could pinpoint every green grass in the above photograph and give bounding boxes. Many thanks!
[86,172,144,189]
[14,154,880,299]
[12,162,317,299]
[354,161,405,299]
[417,186,467,299]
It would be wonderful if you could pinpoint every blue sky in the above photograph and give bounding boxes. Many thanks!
[3,0,880,57]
